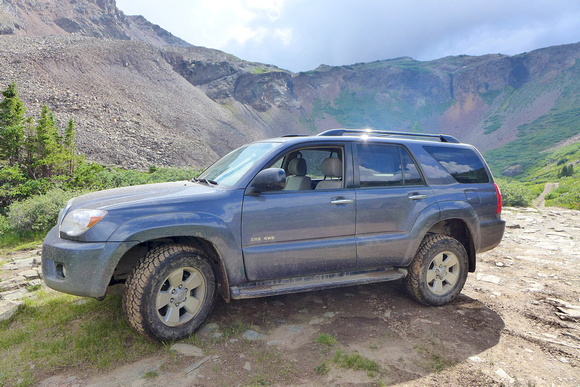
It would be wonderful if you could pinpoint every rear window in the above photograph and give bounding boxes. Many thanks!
[424,146,489,184]
[356,144,425,187]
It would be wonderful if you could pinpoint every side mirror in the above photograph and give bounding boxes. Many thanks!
[249,168,286,194]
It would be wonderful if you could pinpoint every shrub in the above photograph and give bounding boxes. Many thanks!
[7,188,85,235]
[545,180,580,210]
[496,180,537,207]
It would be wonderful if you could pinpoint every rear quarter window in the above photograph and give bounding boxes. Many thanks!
[423,146,489,184]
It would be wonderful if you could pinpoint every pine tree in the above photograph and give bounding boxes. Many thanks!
[64,118,77,174]
[558,164,574,178]
[33,105,63,178]
[0,83,27,166]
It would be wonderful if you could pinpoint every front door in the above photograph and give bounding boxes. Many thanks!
[241,145,356,281]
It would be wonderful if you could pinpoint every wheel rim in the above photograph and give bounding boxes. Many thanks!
[425,251,460,296]
[155,266,206,327]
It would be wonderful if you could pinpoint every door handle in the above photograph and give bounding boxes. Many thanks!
[330,197,354,205]
[408,193,427,201]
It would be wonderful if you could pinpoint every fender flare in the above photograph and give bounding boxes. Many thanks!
[104,212,243,300]
[403,201,479,267]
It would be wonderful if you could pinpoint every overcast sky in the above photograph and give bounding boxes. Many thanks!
[115,0,580,72]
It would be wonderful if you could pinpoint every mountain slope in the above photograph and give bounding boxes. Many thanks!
[1,0,579,176]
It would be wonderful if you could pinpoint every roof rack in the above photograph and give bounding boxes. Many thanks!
[316,129,460,143]
[282,134,309,137]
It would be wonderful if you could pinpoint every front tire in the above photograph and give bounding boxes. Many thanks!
[404,234,468,306]
[123,244,215,341]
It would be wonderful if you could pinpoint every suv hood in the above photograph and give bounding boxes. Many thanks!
[66,181,216,213]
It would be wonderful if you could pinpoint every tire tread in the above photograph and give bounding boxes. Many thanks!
[404,234,467,306]
[122,244,207,340]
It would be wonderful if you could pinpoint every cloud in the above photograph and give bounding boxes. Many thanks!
[116,0,580,72]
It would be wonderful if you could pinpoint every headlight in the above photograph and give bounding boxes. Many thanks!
[60,209,108,237]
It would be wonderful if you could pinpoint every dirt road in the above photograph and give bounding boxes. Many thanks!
[25,207,580,385]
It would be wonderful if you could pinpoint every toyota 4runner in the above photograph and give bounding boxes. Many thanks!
[42,129,505,341]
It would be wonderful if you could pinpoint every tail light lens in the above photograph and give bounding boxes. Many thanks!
[494,183,502,214]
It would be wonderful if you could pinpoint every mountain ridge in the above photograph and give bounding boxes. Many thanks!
[1,0,579,178]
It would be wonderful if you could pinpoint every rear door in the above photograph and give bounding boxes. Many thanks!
[354,143,435,268]
[241,144,357,281]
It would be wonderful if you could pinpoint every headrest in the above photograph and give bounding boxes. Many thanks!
[288,158,307,176]
[321,158,342,178]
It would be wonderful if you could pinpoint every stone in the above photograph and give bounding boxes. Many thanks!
[243,362,251,371]
[27,279,42,288]
[495,368,515,384]
[198,322,219,338]
[0,300,20,321]
[13,258,38,269]
[308,317,324,325]
[21,269,40,280]
[323,311,336,318]
[170,343,204,357]
[0,276,26,292]
[242,330,266,341]
[2,289,28,301]
[476,274,501,284]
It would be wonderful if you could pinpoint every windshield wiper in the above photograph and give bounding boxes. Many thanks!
[193,177,218,187]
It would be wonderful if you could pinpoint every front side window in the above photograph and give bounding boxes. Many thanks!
[424,146,489,184]
[199,142,279,188]
[269,147,344,190]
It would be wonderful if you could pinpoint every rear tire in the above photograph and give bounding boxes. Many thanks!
[123,244,215,341]
[404,234,468,306]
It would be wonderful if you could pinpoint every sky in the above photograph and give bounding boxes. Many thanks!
[115,0,580,73]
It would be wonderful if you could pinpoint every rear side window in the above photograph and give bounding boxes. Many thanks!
[424,146,489,184]
[356,144,425,187]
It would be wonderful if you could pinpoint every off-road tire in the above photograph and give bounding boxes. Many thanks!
[123,244,215,341]
[404,234,468,306]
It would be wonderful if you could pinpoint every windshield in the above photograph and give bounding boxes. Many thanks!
[198,142,279,188]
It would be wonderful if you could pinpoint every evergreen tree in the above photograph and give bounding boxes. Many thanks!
[558,164,575,178]
[0,83,26,166]
[64,118,77,174]
[33,105,69,178]
[0,83,83,208]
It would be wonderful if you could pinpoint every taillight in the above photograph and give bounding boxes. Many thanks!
[494,183,502,214]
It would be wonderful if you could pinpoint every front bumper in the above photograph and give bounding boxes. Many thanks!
[42,226,137,298]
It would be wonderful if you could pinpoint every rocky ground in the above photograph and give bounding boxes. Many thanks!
[2,206,580,386]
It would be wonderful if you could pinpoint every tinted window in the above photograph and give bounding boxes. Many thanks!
[401,149,425,186]
[269,147,343,187]
[424,146,489,184]
[297,149,340,180]
[357,144,403,187]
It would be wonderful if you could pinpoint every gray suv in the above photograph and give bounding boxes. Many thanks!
[42,129,505,341]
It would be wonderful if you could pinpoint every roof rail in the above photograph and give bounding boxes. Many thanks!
[316,129,460,143]
[282,134,309,137]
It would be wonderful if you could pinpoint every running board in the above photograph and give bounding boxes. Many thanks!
[230,267,407,300]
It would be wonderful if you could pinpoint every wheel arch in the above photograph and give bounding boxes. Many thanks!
[111,236,231,302]
[425,218,476,272]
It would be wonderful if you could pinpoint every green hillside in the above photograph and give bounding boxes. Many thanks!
[484,60,580,179]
